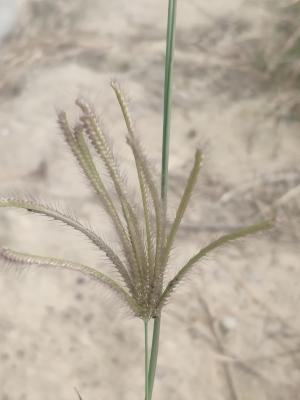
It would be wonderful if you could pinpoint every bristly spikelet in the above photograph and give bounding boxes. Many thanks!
[0,82,274,320]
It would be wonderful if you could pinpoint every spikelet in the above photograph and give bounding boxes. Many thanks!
[0,247,138,314]
[0,196,133,290]
[58,109,141,291]
[157,219,274,310]
[111,82,166,302]
[75,98,147,292]
[161,149,203,270]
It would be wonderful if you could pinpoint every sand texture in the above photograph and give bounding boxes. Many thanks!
[1,1,300,399]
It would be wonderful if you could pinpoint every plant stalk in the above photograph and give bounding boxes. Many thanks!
[161,0,177,202]
[147,316,161,400]
[146,1,177,399]
[144,320,150,400]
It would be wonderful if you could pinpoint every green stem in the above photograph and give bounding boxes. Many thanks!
[147,315,161,400]
[161,0,177,202]
[144,321,150,400]
[147,1,177,399]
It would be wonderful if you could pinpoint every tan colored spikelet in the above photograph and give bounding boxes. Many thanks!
[162,149,203,268]
[0,247,138,314]
[110,82,167,304]
[157,219,274,310]
[58,108,141,287]
[75,98,148,289]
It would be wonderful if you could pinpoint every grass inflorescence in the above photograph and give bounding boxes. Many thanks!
[0,81,273,322]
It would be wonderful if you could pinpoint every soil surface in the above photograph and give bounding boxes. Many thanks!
[1,1,300,399]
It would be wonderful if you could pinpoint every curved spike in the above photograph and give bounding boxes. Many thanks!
[111,81,167,299]
[76,98,147,291]
[158,219,274,309]
[162,149,202,267]
[127,138,165,293]
[0,247,139,314]
[58,112,126,229]
[0,197,133,291]
[111,80,135,137]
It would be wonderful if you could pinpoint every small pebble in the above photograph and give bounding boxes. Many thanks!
[219,316,237,335]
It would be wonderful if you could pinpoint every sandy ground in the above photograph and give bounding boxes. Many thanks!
[1,1,300,399]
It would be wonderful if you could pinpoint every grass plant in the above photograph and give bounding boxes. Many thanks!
[0,1,274,398]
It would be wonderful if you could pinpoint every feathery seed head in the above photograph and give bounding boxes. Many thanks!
[0,82,274,321]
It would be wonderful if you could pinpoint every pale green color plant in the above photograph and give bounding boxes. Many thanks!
[0,1,273,399]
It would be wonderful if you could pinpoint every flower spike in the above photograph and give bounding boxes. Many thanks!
[0,88,274,320]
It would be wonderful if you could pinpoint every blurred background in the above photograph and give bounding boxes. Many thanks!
[1,0,300,399]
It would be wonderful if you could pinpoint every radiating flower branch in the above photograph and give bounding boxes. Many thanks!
[0,84,274,325]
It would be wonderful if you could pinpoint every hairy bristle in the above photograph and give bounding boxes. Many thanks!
[0,247,138,315]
